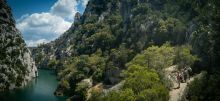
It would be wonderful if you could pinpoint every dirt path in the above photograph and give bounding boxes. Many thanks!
[169,76,196,101]
[165,66,201,101]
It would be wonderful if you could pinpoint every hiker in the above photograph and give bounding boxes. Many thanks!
[176,72,181,89]
[183,66,192,82]
[183,69,188,82]
[180,69,185,83]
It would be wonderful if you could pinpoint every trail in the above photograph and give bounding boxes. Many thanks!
[169,76,196,101]
[165,66,201,101]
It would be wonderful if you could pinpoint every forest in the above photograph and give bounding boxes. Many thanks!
[0,0,219,101]
[31,0,220,100]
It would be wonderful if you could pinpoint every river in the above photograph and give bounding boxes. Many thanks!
[0,69,67,101]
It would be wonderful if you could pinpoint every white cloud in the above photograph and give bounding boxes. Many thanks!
[51,0,78,21]
[17,13,71,36]
[17,12,72,47]
[17,0,89,47]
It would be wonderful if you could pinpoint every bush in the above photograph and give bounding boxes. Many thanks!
[187,72,220,101]
[123,65,169,101]
[174,45,199,69]
[127,43,175,70]
[103,89,136,101]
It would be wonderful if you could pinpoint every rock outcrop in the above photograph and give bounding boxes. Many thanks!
[0,0,38,91]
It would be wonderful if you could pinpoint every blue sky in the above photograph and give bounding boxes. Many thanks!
[7,0,89,47]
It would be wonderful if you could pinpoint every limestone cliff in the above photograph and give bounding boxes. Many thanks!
[0,0,38,91]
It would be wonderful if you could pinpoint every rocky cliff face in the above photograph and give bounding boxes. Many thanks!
[0,0,38,91]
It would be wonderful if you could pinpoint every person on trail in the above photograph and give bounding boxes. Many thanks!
[176,72,181,89]
[183,70,187,82]
[180,69,185,83]
[184,66,192,82]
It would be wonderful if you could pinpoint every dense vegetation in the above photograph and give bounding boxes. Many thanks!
[87,43,198,101]
[186,72,220,101]
[32,0,220,100]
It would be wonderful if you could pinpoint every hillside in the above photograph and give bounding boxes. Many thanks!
[0,0,38,91]
[32,0,220,101]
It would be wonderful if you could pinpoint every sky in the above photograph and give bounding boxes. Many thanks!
[7,0,89,47]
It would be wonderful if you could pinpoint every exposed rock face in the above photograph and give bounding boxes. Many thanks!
[74,12,81,24]
[0,0,37,91]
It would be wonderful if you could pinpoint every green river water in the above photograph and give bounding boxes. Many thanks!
[0,69,67,101]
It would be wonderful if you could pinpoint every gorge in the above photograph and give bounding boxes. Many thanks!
[1,0,220,101]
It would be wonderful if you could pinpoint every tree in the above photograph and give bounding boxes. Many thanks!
[103,89,136,101]
[131,3,150,16]
[123,65,169,101]
[174,45,198,69]
[110,44,133,68]
[87,27,116,51]
[75,80,91,101]
[48,58,57,69]
[187,72,220,101]
[127,43,175,70]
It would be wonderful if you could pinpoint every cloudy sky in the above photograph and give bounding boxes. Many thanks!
[8,0,89,47]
